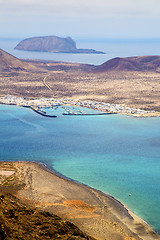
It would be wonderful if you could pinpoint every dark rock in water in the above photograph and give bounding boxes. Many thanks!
[14,35,105,54]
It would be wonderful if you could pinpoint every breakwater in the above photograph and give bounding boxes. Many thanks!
[62,112,116,116]
[31,107,57,118]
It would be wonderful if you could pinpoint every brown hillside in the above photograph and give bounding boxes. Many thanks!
[0,48,35,72]
[0,193,94,240]
[0,48,95,74]
[95,56,160,72]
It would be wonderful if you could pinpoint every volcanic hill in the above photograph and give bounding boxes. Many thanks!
[14,36,105,54]
[95,56,160,72]
[0,48,35,72]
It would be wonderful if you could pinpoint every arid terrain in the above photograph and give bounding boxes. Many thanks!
[0,49,160,113]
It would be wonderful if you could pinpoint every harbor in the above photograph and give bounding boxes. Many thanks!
[0,95,157,117]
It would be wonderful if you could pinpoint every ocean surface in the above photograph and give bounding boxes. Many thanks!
[1,38,160,64]
[0,104,160,233]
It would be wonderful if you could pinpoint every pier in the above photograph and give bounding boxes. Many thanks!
[31,107,57,118]
[62,112,115,116]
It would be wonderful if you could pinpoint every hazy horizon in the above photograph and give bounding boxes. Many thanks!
[1,0,160,39]
[1,36,160,42]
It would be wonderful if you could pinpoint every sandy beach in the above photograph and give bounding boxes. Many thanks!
[0,161,159,240]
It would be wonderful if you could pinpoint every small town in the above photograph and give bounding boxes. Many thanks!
[0,95,155,117]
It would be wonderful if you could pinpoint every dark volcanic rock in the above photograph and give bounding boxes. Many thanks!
[0,193,95,240]
[95,56,160,72]
[15,36,105,54]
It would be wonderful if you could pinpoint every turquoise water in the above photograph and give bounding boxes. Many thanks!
[0,104,160,233]
[42,106,104,116]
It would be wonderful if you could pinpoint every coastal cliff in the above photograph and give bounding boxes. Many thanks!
[14,36,105,54]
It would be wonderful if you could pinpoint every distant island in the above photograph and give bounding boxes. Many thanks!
[14,36,105,54]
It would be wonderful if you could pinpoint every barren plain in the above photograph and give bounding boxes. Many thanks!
[0,66,160,113]
[0,49,160,113]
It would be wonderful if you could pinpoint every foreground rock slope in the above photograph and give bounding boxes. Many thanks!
[0,194,94,240]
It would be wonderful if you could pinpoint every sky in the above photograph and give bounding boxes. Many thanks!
[1,0,160,39]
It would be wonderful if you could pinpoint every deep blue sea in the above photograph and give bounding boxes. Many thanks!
[0,104,160,233]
